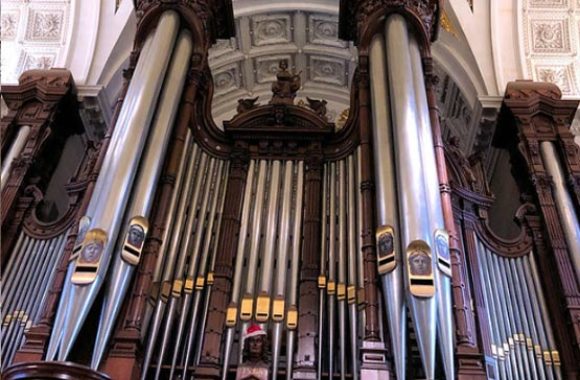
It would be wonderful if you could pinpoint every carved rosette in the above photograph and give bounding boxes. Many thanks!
[339,0,441,47]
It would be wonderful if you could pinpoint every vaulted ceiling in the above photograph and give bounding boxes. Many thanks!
[1,0,579,140]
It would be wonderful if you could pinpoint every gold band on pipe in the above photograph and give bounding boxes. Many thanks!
[347,285,356,304]
[286,306,298,329]
[336,283,346,300]
[406,241,435,298]
[184,277,194,293]
[71,228,107,285]
[240,296,253,321]
[272,297,285,322]
[161,281,172,301]
[552,350,560,365]
[318,275,327,289]
[195,276,205,290]
[544,351,552,365]
[207,272,214,285]
[256,293,270,322]
[226,305,237,327]
[357,288,366,310]
[172,279,183,297]
[534,345,542,359]
[327,281,336,295]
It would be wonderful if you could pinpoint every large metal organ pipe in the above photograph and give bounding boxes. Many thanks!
[368,32,406,380]
[48,10,181,361]
[540,142,580,283]
[385,13,437,378]
[1,125,30,192]
[409,35,454,380]
[91,29,193,369]
[476,240,561,380]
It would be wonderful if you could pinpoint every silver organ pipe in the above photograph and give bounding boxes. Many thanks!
[154,153,211,380]
[181,160,227,379]
[355,147,365,332]
[347,154,359,380]
[51,10,181,361]
[141,131,193,342]
[1,231,68,369]
[91,29,193,369]
[540,141,580,283]
[168,157,218,379]
[317,156,362,379]
[1,125,31,192]
[271,161,293,379]
[369,32,406,380]
[140,142,199,379]
[338,160,347,380]
[221,159,256,379]
[327,161,337,379]
[476,238,560,380]
[317,163,329,380]
[286,161,304,380]
[528,254,562,380]
[409,33,454,380]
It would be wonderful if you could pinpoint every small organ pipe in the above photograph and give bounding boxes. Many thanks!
[347,155,359,380]
[476,241,503,380]
[194,162,229,367]
[317,163,328,380]
[168,158,218,379]
[285,161,304,380]
[182,160,226,379]
[271,161,293,380]
[140,142,199,379]
[154,154,211,379]
[221,160,257,378]
[327,162,337,379]
[1,125,30,192]
[511,259,546,380]
[528,254,561,380]
[338,160,347,380]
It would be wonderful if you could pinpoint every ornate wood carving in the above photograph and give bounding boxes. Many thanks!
[494,80,580,379]
[0,69,81,265]
[2,361,110,380]
[339,0,441,48]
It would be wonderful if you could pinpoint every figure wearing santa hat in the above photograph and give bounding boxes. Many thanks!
[236,324,269,380]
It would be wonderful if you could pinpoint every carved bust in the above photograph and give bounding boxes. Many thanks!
[236,324,269,380]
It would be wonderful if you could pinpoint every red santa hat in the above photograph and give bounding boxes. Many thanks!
[245,324,266,339]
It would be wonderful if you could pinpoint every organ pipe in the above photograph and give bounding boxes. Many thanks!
[385,13,436,378]
[92,29,193,369]
[51,10,180,361]
[368,31,406,380]
[1,125,30,192]
[540,141,580,283]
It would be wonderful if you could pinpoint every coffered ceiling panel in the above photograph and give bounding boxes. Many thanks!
[209,7,357,128]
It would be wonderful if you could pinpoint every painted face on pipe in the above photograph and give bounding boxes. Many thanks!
[409,250,432,276]
[127,225,145,248]
[81,241,103,263]
[378,232,394,255]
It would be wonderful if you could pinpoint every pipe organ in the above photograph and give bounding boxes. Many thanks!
[2,1,580,380]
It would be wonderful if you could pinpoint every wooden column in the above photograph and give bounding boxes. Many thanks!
[424,58,488,378]
[293,144,322,379]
